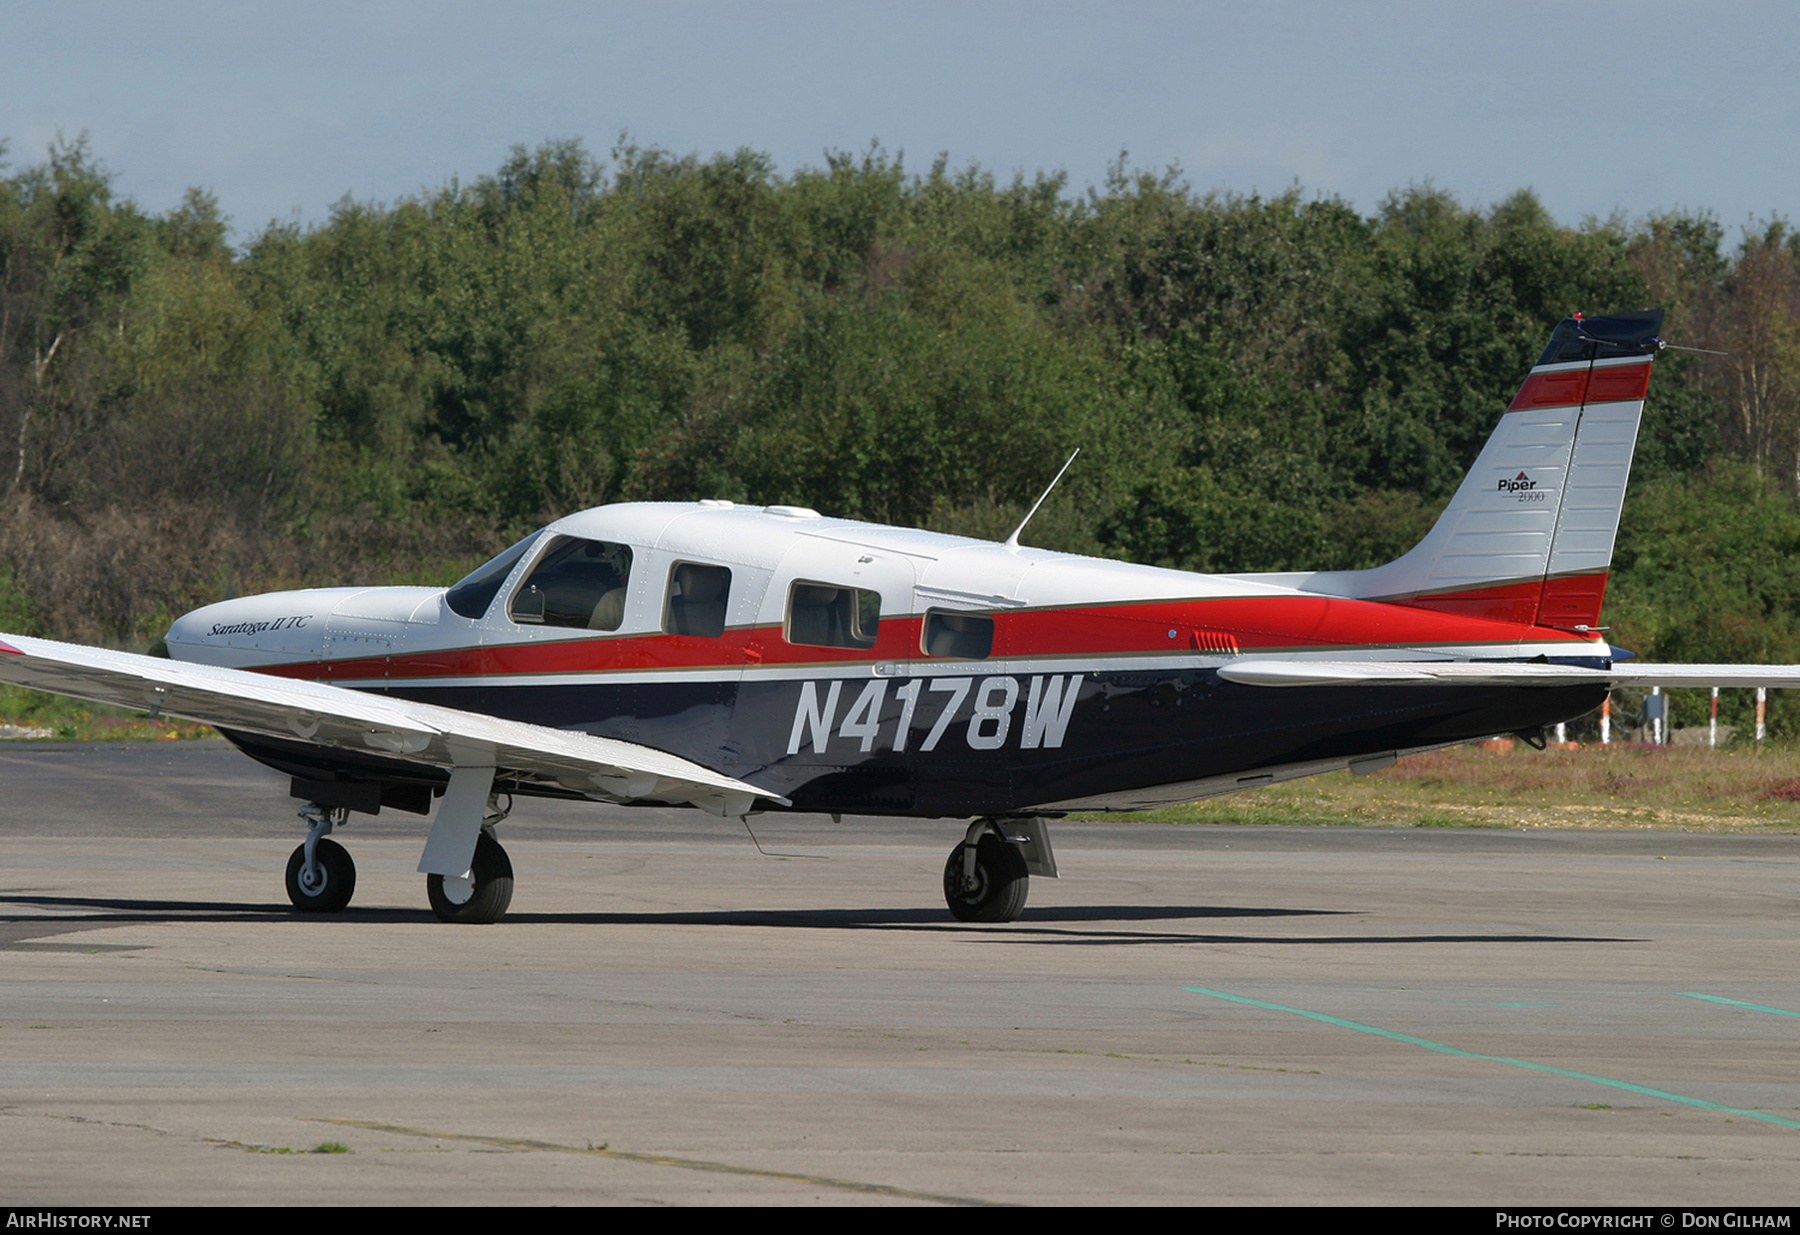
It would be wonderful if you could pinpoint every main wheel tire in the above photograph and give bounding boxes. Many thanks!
[943,832,1029,923]
[285,838,357,913]
[426,832,515,924]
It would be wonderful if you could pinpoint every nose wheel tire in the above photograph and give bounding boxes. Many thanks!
[943,832,1029,923]
[427,832,515,924]
[285,838,357,913]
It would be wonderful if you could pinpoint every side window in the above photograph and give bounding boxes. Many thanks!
[922,610,993,659]
[785,581,880,650]
[508,538,634,631]
[664,563,732,638]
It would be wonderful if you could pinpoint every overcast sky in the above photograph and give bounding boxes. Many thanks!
[4,1,1794,244]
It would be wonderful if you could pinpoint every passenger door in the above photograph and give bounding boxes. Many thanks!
[733,536,919,804]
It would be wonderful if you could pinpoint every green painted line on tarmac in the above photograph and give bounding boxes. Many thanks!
[1182,985,1800,1131]
[1680,992,1800,1020]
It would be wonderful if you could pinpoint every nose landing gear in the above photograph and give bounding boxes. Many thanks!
[285,804,356,913]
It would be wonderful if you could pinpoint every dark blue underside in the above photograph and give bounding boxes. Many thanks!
[229,670,1608,819]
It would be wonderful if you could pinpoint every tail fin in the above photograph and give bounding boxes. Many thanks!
[1270,310,1665,629]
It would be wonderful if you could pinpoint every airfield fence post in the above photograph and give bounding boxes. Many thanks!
[1651,685,1663,745]
[1711,686,1719,749]
[1757,687,1767,745]
[1601,695,1611,745]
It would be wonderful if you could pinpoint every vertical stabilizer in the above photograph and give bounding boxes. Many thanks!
[1253,311,1664,628]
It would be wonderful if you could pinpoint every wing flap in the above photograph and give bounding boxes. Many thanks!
[0,632,783,812]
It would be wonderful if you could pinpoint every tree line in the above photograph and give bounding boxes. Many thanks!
[3,134,1798,733]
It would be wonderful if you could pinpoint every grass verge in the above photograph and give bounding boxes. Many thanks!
[0,684,215,741]
[1070,742,1800,833]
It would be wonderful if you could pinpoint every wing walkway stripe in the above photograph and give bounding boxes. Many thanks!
[1182,986,1800,1131]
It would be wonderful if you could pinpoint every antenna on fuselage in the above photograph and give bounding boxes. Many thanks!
[1003,448,1081,553]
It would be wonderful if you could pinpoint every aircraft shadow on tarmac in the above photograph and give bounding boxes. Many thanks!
[0,893,1638,947]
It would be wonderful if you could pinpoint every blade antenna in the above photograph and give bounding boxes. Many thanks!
[1004,448,1081,552]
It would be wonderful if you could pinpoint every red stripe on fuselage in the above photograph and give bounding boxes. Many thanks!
[247,591,1598,684]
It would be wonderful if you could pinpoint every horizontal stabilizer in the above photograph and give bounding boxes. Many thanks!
[1605,664,1800,689]
[1217,659,1800,690]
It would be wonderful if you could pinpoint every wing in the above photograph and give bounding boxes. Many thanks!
[1217,659,1800,689]
[0,632,784,816]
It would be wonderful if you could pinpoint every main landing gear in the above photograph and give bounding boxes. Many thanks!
[282,797,516,924]
[942,817,1057,923]
[426,830,515,924]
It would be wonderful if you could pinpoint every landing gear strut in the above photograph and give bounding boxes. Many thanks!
[285,804,356,913]
[943,819,1031,922]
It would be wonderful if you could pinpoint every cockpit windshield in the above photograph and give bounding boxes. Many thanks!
[444,534,536,620]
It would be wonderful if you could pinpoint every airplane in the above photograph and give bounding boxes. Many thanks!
[3,308,1797,925]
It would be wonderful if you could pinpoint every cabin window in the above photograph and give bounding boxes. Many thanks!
[664,562,732,638]
[785,581,880,650]
[445,535,535,620]
[921,610,994,659]
[508,537,634,630]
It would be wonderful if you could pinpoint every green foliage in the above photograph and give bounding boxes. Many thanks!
[0,561,31,633]
[1611,463,1800,659]
[1335,187,1643,494]
[1609,462,1800,734]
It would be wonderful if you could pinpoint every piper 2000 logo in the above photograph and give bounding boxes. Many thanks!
[787,674,1081,755]
[1499,471,1548,502]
